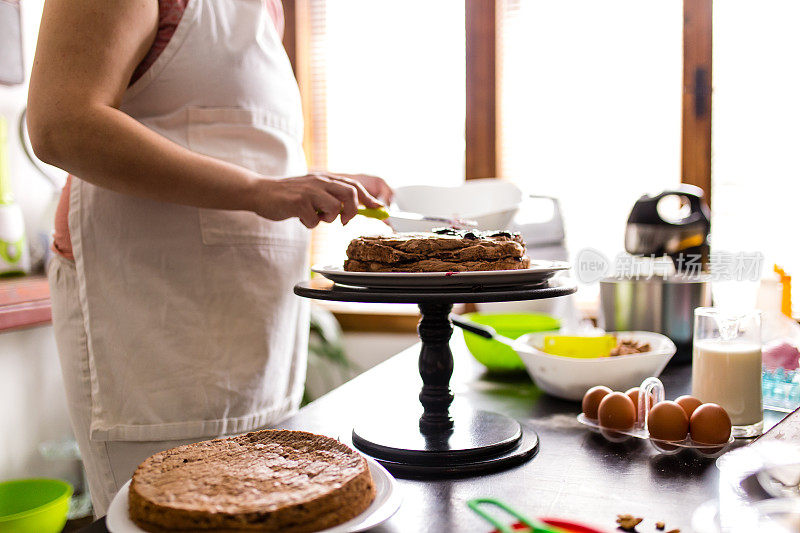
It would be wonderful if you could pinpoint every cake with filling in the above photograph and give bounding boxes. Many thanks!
[344,228,530,272]
[128,429,376,532]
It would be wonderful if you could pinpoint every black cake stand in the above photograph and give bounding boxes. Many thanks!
[294,277,576,478]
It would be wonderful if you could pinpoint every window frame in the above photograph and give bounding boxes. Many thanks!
[465,0,498,180]
[681,0,713,205]
[470,0,713,199]
[285,0,714,198]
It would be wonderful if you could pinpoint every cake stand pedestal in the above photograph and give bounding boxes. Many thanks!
[294,278,576,478]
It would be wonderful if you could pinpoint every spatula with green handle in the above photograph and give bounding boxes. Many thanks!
[450,314,615,359]
[357,207,478,228]
[450,314,539,356]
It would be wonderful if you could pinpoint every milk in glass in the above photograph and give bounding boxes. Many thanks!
[691,308,763,437]
[692,340,763,426]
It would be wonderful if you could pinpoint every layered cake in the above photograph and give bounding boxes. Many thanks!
[128,430,375,532]
[344,228,530,272]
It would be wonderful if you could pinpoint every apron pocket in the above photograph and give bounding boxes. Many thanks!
[187,106,308,247]
[198,209,307,247]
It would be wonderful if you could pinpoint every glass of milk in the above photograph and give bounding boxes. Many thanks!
[692,307,763,437]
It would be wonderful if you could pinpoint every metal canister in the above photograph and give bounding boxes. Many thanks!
[599,274,711,363]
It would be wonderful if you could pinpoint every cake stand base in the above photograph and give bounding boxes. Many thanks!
[351,408,539,478]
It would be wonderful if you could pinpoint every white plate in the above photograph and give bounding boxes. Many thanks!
[106,457,401,533]
[312,261,570,289]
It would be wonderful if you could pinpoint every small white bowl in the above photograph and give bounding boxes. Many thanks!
[515,331,677,401]
[391,179,522,232]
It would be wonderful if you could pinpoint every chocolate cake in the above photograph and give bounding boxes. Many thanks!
[128,430,376,532]
[344,228,530,272]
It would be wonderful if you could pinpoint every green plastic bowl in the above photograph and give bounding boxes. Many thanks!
[462,312,561,372]
[0,479,73,533]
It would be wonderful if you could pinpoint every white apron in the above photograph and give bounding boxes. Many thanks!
[68,0,310,442]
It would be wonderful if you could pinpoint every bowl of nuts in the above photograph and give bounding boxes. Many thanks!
[515,331,676,401]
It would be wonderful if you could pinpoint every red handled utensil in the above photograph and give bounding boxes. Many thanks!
[467,499,608,533]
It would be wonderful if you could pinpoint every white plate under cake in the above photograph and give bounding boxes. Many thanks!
[127,430,376,532]
[311,262,570,290]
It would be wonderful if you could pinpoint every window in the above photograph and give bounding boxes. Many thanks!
[712,0,800,301]
[297,0,466,266]
[498,0,684,267]
[290,1,791,311]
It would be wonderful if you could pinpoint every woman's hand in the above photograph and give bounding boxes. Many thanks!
[251,173,385,229]
[339,174,394,204]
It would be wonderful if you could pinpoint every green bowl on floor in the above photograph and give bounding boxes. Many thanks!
[462,312,561,372]
[0,479,73,533]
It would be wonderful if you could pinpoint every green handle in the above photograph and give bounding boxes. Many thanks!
[356,206,390,221]
[467,498,568,533]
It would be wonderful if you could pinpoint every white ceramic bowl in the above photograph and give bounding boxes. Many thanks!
[515,331,677,401]
[391,179,522,232]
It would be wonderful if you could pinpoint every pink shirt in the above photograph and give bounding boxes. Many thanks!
[53,0,285,260]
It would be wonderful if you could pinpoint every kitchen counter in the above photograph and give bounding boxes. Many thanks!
[79,335,789,533]
[0,274,51,332]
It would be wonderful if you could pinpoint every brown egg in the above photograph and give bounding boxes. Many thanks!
[582,385,612,420]
[690,403,732,445]
[598,392,636,431]
[647,400,689,442]
[625,388,641,421]
[625,387,657,422]
[675,395,703,419]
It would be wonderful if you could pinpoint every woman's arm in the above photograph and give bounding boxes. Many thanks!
[27,0,381,228]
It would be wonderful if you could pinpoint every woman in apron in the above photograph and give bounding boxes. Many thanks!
[27,0,391,515]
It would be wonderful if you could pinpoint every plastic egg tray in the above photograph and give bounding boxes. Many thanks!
[762,367,800,413]
[576,377,734,457]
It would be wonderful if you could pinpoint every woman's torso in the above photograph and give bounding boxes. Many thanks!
[52,0,285,260]
[62,0,310,442]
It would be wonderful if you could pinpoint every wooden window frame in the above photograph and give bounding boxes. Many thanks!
[286,0,502,180]
[465,0,498,180]
[287,0,714,195]
[682,0,713,205]
[464,0,713,200]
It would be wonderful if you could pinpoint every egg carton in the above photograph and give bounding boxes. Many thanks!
[762,367,800,413]
[576,377,734,457]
